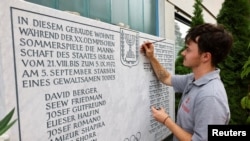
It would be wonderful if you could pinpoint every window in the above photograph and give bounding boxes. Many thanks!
[25,0,157,35]
[174,16,190,60]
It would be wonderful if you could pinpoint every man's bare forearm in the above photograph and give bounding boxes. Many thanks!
[149,56,170,84]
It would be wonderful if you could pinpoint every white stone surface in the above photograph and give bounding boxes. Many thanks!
[0,134,10,141]
[0,0,175,141]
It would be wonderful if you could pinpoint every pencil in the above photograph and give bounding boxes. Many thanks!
[148,39,165,44]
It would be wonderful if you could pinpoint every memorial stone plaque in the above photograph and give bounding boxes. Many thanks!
[0,0,175,141]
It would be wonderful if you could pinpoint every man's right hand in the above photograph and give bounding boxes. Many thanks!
[140,41,155,59]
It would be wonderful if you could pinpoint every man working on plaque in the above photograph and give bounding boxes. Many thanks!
[141,23,233,141]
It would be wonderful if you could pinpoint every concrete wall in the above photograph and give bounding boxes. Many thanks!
[168,0,224,23]
[161,0,225,41]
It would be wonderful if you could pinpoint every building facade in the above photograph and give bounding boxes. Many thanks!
[24,0,224,60]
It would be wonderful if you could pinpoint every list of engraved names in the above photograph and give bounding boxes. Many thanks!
[144,43,174,140]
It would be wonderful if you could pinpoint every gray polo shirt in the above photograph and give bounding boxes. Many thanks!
[171,69,230,141]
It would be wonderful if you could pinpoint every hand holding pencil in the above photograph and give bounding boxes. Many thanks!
[140,39,165,58]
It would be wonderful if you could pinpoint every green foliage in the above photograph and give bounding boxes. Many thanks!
[241,96,250,110]
[0,108,17,136]
[191,0,204,27]
[217,0,250,124]
[241,55,250,79]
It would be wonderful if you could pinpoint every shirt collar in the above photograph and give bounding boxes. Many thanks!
[193,68,221,86]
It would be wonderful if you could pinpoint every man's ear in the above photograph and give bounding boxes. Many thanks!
[202,52,211,63]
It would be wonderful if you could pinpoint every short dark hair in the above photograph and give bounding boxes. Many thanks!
[185,23,233,66]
